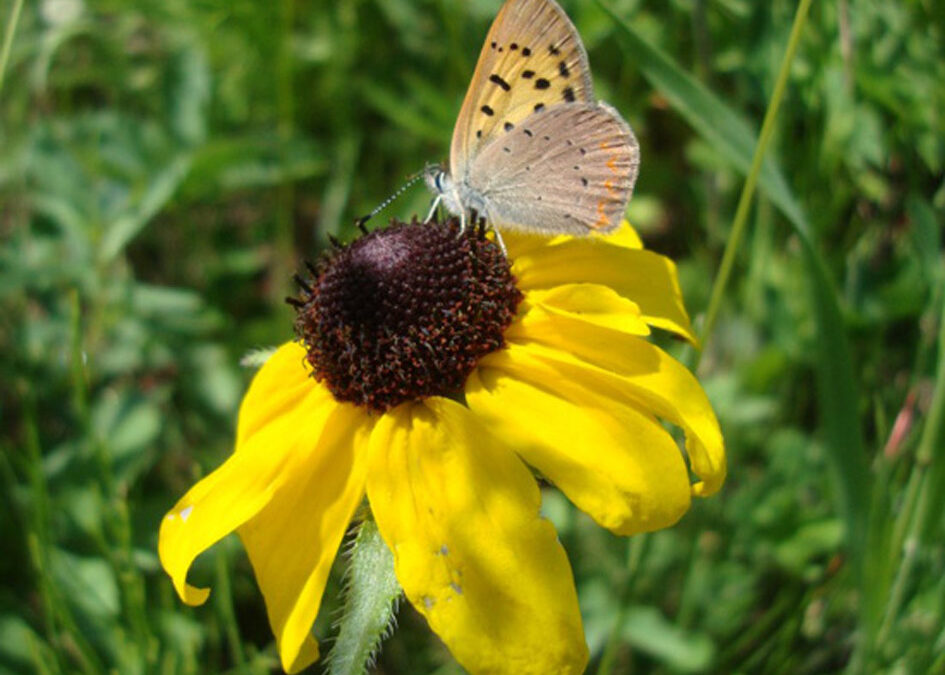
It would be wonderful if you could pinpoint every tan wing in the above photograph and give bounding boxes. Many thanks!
[466,102,639,234]
[449,0,594,181]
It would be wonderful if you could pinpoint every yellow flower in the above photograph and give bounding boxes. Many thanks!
[159,220,725,674]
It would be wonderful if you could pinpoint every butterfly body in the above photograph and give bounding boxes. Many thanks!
[427,0,639,235]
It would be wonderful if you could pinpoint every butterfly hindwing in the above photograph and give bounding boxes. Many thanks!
[449,0,593,180]
[464,102,639,234]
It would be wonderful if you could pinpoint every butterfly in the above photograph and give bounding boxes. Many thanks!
[424,0,639,239]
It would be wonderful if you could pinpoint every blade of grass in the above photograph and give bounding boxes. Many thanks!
[697,0,812,347]
[0,0,24,96]
[599,0,870,571]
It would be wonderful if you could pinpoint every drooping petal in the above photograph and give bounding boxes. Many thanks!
[160,343,337,606]
[467,347,691,535]
[509,236,697,345]
[237,403,373,673]
[366,397,587,675]
[158,343,337,605]
[498,325,725,497]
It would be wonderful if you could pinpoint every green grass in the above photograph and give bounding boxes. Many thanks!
[2,0,944,673]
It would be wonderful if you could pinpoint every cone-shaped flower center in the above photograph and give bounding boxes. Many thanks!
[292,219,522,412]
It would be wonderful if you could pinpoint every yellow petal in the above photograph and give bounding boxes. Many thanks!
[159,341,372,668]
[502,229,557,258]
[467,350,691,535]
[498,323,725,497]
[594,220,643,249]
[366,398,587,675]
[504,220,642,258]
[510,237,697,345]
[238,403,373,673]
[236,342,314,447]
[160,343,337,607]
[519,283,650,338]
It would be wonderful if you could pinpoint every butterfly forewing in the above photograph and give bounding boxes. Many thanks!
[465,102,639,234]
[450,0,593,179]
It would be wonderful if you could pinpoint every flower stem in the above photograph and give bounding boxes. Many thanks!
[696,0,813,357]
[0,0,24,96]
[327,518,402,675]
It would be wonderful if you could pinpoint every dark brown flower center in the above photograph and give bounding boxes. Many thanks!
[291,218,522,412]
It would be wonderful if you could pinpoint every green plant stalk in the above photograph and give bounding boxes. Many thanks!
[887,280,945,568]
[697,0,813,353]
[876,287,945,647]
[23,395,104,674]
[595,534,649,675]
[273,0,296,311]
[328,518,402,675]
[69,292,155,663]
[21,399,66,673]
[674,534,702,629]
[0,0,24,95]
[214,549,246,667]
[716,587,800,671]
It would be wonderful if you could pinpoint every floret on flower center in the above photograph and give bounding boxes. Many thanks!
[291,218,522,412]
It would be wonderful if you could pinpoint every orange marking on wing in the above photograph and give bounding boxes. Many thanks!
[604,179,617,195]
[594,199,610,228]
[606,154,619,173]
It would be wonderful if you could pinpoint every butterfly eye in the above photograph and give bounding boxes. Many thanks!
[435,171,445,193]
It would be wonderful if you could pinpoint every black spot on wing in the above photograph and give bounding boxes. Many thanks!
[534,103,545,113]
[549,44,561,56]
[581,177,589,187]
[559,61,570,78]
[481,105,494,116]
[563,86,576,102]
[489,74,511,91]
[510,42,518,50]
[522,70,535,79]
[476,129,482,138]
[504,121,514,132]
[523,128,533,137]
[522,47,532,56]
[490,41,497,49]
[535,78,551,90]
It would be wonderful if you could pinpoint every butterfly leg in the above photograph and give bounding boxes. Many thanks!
[424,195,442,224]
[491,226,508,257]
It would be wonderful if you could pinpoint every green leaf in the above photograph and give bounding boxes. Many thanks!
[51,549,120,620]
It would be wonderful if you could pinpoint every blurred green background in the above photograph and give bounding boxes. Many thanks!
[1,0,943,672]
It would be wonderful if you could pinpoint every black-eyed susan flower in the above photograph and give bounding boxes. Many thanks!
[159,218,725,674]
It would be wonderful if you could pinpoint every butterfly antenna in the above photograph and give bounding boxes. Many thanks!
[355,171,425,231]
